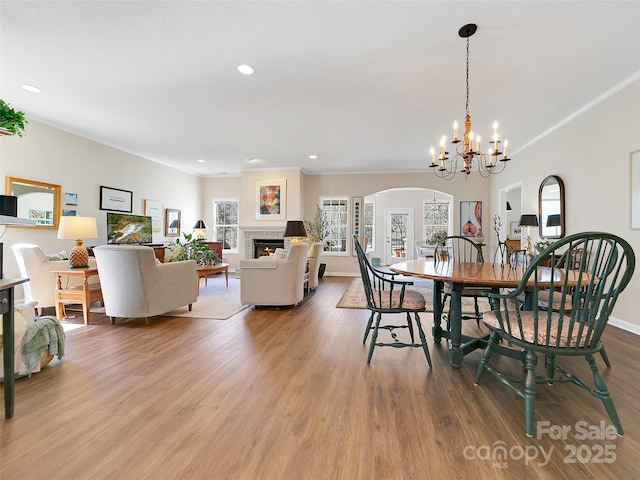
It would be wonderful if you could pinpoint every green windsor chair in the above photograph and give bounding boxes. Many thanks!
[353,236,432,368]
[474,232,635,437]
[435,235,491,328]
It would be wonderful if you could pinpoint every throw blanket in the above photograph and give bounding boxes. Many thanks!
[20,316,66,374]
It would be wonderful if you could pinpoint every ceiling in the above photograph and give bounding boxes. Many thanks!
[2,1,639,177]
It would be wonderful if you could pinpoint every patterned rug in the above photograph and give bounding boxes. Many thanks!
[336,277,487,315]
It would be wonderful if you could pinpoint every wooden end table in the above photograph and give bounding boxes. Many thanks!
[51,267,102,325]
[196,263,229,293]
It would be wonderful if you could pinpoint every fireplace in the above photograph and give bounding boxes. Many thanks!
[253,239,285,258]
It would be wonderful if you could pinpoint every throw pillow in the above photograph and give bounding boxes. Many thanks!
[273,248,287,259]
[45,250,69,261]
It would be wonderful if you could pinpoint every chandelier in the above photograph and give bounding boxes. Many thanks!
[429,24,511,180]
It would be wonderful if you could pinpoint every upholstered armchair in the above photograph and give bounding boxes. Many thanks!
[93,245,197,325]
[239,242,309,306]
[12,243,98,315]
[306,242,323,290]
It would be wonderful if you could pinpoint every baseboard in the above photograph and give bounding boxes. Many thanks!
[609,316,640,335]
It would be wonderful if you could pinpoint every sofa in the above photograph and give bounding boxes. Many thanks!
[12,243,99,315]
[239,242,309,306]
[93,245,198,325]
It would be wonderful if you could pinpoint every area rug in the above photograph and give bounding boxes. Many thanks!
[336,277,486,315]
[161,275,249,320]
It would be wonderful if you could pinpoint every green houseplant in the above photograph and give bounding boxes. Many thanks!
[0,99,28,137]
[168,233,219,265]
[304,206,328,278]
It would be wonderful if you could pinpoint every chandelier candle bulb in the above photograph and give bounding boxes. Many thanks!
[453,121,459,141]
[503,140,508,158]
[475,136,481,152]
[430,148,435,165]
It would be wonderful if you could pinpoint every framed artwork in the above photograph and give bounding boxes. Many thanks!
[62,209,77,216]
[255,179,286,221]
[144,199,163,217]
[352,196,362,256]
[165,208,181,237]
[460,201,482,236]
[100,186,133,213]
[151,216,162,233]
[65,192,78,205]
[510,221,522,238]
[631,149,640,229]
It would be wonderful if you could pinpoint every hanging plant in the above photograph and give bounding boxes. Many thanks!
[0,99,28,137]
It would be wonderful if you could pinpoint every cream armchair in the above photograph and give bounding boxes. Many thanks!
[306,242,323,290]
[240,242,309,306]
[93,245,197,325]
[12,243,98,315]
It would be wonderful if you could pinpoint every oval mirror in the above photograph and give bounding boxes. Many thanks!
[538,175,564,239]
[5,176,61,229]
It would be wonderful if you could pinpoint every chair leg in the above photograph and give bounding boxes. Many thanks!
[524,350,538,438]
[545,354,556,383]
[414,313,432,368]
[367,312,382,365]
[587,354,623,436]
[474,330,498,385]
[443,293,451,331]
[473,298,481,326]
[406,312,415,343]
[362,311,374,344]
[599,344,612,368]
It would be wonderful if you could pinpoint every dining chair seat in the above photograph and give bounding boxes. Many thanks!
[370,288,426,310]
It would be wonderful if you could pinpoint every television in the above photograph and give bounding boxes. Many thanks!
[106,212,153,244]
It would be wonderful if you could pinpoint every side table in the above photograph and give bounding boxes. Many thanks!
[51,268,102,325]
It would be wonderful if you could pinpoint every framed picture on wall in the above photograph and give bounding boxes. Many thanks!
[510,221,521,238]
[460,201,482,236]
[165,208,181,237]
[255,179,286,221]
[100,186,133,213]
[144,199,163,217]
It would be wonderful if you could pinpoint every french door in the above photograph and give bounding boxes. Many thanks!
[384,208,414,265]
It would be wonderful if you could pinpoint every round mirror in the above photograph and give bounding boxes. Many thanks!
[538,175,564,239]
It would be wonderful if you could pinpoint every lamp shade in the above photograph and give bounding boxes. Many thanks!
[506,201,512,212]
[57,216,97,268]
[283,220,307,239]
[546,214,561,227]
[519,214,539,227]
[193,220,207,229]
[57,216,98,240]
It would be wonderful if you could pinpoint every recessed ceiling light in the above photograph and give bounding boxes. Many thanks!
[197,159,206,163]
[309,155,318,159]
[22,84,41,93]
[246,157,261,163]
[238,64,255,75]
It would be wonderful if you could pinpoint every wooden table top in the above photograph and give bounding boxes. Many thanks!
[390,260,581,288]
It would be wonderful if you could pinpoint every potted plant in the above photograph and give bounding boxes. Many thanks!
[168,232,219,266]
[0,99,28,137]
[304,206,328,278]
[425,229,449,260]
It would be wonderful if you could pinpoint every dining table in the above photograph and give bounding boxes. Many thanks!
[390,259,578,368]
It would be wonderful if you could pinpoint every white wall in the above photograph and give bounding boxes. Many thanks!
[0,120,201,297]
[489,78,640,331]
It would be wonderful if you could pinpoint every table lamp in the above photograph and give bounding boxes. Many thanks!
[57,216,98,268]
[519,214,539,254]
[193,220,207,240]
[546,214,561,236]
[283,220,308,243]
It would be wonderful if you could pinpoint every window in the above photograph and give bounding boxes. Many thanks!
[213,198,238,251]
[423,200,450,242]
[320,197,348,254]
[364,201,375,252]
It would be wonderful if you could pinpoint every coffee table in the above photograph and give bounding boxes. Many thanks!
[196,263,229,292]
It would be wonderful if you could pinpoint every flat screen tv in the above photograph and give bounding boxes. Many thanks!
[106,212,153,244]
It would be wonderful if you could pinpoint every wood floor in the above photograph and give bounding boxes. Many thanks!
[2,276,639,479]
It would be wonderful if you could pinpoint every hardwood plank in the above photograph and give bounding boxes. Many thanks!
[2,276,639,479]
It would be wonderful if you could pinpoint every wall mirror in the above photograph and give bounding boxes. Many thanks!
[538,175,565,239]
[5,176,61,229]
